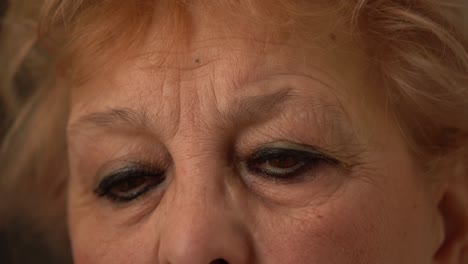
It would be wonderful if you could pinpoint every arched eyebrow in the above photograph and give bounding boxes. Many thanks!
[67,88,295,134]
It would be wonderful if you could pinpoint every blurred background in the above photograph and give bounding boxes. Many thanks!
[0,1,71,263]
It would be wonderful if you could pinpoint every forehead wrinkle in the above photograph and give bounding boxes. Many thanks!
[134,29,295,78]
[138,54,225,76]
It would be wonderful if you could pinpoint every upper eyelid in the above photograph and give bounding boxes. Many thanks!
[249,148,316,160]
[246,147,342,168]
[94,151,171,177]
[95,166,164,191]
[248,142,332,157]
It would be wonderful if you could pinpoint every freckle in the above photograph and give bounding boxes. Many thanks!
[194,58,201,64]
[330,33,337,42]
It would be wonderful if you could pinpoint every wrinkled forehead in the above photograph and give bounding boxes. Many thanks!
[66,3,380,158]
[70,3,361,100]
[66,1,359,86]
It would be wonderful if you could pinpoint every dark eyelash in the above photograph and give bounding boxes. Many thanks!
[245,147,339,180]
[94,166,165,202]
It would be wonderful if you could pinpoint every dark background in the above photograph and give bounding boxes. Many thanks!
[0,0,7,137]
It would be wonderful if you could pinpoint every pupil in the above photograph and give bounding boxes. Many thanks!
[269,156,298,169]
[115,177,145,192]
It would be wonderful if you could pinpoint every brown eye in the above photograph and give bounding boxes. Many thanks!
[245,147,337,179]
[95,167,165,202]
[266,156,300,169]
[109,176,158,197]
[250,155,304,176]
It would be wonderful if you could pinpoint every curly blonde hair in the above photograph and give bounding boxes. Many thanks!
[1,0,467,262]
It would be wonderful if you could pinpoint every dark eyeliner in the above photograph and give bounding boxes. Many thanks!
[94,166,165,202]
[246,147,339,179]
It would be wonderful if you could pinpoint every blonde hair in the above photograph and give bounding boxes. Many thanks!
[1,0,468,260]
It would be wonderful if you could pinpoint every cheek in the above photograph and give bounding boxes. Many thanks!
[69,213,158,264]
[253,175,434,264]
[253,192,383,263]
[67,189,160,264]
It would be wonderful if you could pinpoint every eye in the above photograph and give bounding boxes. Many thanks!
[94,166,165,202]
[245,147,338,181]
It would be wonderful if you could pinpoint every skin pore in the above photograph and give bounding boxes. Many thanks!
[64,5,457,264]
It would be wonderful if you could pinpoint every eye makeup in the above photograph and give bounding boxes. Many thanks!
[92,140,342,204]
[243,142,340,183]
[94,165,166,202]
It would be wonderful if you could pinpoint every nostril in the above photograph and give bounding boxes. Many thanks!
[210,259,229,264]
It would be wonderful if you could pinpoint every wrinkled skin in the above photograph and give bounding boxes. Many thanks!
[66,6,468,264]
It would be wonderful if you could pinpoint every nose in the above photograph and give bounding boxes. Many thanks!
[157,162,253,264]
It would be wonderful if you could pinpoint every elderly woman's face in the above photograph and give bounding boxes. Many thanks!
[66,10,446,264]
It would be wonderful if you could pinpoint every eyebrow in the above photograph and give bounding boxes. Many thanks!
[68,88,294,133]
[68,107,152,133]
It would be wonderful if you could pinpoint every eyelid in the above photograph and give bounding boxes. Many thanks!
[241,144,338,181]
[95,156,166,182]
[261,141,320,151]
[94,165,164,197]
[248,141,335,160]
